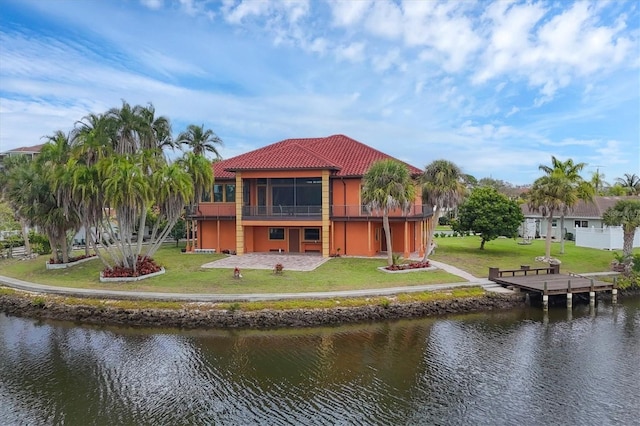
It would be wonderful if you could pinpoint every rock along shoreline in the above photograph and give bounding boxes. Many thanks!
[0,292,526,330]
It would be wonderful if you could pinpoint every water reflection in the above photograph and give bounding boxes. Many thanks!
[1,298,639,425]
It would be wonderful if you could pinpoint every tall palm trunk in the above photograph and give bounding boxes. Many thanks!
[383,211,392,266]
[19,218,31,256]
[623,229,635,258]
[559,215,566,254]
[544,213,554,261]
[422,206,439,262]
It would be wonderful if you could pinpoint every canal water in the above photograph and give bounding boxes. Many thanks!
[1,299,639,425]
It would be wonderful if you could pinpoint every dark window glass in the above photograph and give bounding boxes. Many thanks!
[201,189,211,202]
[304,228,320,241]
[225,184,236,202]
[272,186,294,206]
[213,184,223,202]
[269,228,285,240]
[243,182,250,205]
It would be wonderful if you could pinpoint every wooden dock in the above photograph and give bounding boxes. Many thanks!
[488,265,617,309]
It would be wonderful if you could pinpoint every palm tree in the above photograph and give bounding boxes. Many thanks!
[602,199,640,260]
[99,154,152,270]
[527,175,570,262]
[139,103,174,152]
[145,162,194,257]
[40,131,81,263]
[590,169,607,195]
[361,159,416,266]
[177,124,223,158]
[538,156,594,254]
[178,151,214,250]
[421,160,466,261]
[615,173,640,196]
[106,101,146,155]
[1,155,33,256]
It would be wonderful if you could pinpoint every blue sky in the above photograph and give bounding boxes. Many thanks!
[0,0,638,185]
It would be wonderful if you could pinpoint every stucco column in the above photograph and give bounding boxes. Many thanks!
[321,170,330,258]
[235,173,244,255]
[403,221,410,259]
[418,221,425,258]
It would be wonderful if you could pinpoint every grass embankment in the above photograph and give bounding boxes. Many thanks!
[0,237,628,297]
[431,235,635,278]
[0,286,486,312]
[0,245,461,294]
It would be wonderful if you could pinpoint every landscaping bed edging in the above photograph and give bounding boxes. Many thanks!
[99,268,166,283]
[0,292,526,330]
[46,256,97,270]
[378,266,438,274]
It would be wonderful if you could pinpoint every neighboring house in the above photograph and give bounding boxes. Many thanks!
[0,144,44,170]
[187,134,431,258]
[521,196,640,249]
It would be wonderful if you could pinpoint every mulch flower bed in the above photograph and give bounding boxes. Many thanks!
[102,256,162,278]
[385,261,431,271]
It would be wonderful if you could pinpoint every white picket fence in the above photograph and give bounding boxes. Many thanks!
[575,226,640,250]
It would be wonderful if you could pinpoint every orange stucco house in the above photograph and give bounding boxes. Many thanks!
[188,134,432,258]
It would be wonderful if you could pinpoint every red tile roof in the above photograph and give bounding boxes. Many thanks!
[214,134,421,179]
[2,144,45,154]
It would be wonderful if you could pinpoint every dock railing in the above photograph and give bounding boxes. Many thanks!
[488,264,560,281]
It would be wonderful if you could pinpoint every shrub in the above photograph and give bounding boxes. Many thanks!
[565,232,574,241]
[32,297,46,308]
[438,216,450,226]
[391,253,403,265]
[29,231,51,254]
[274,263,284,274]
[102,256,162,278]
[385,261,430,271]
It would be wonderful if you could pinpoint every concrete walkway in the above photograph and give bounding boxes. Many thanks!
[0,255,512,302]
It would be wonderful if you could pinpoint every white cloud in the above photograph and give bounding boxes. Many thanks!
[0,0,637,185]
[328,0,372,27]
[371,49,403,72]
[506,106,519,117]
[364,0,403,39]
[475,1,636,102]
[140,0,163,10]
[223,0,271,24]
[335,42,366,63]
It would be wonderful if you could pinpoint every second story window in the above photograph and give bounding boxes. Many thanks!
[203,183,236,203]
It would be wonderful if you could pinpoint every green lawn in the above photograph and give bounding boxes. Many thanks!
[0,244,461,294]
[0,237,630,294]
[431,235,636,278]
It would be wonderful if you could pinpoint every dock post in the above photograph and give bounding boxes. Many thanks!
[566,280,572,309]
[542,281,548,311]
[612,277,618,304]
[589,279,595,307]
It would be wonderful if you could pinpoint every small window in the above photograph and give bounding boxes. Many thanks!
[575,220,581,228]
[269,228,285,240]
[225,184,236,202]
[213,184,223,202]
[304,228,320,241]
[201,189,211,202]
[581,221,588,228]
[551,220,557,227]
